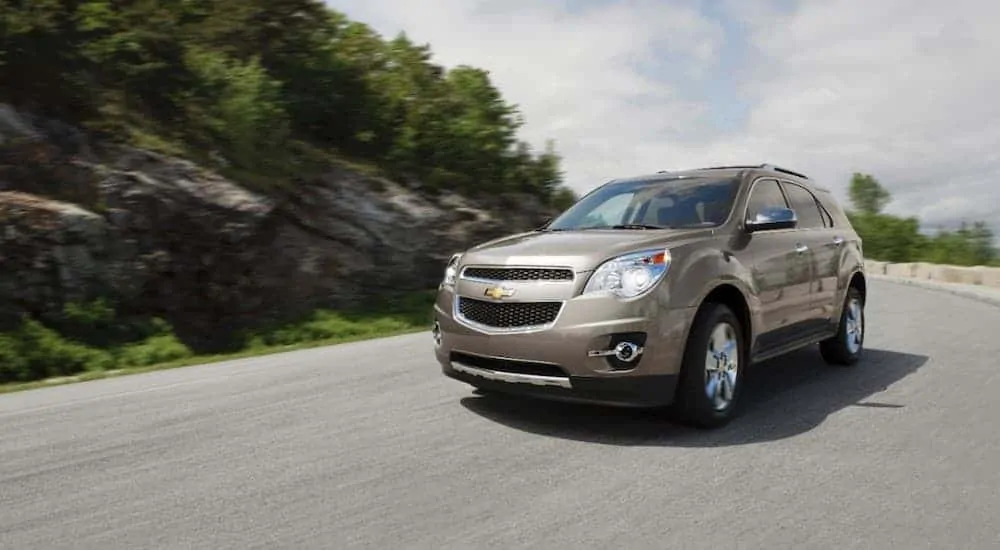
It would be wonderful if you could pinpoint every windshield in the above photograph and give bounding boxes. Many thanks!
[546,176,740,231]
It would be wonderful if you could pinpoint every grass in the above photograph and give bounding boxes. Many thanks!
[0,290,438,395]
[0,118,432,395]
[126,121,388,194]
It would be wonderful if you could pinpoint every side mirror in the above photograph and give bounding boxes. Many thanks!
[746,206,797,233]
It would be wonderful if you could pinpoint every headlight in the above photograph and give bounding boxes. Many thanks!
[582,249,671,299]
[442,253,462,287]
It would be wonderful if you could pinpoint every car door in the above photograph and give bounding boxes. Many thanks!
[779,181,834,325]
[744,178,817,349]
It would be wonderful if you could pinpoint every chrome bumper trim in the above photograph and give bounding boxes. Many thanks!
[451,362,572,389]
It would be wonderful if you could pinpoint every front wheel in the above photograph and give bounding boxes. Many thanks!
[672,302,746,429]
[819,287,865,366]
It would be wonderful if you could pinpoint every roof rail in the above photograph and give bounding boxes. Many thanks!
[759,163,809,179]
[699,165,761,171]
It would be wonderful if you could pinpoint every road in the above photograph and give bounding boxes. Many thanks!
[2,279,999,549]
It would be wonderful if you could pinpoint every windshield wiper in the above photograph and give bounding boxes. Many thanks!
[608,224,671,230]
[543,224,670,231]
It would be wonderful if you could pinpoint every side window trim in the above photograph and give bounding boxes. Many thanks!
[742,177,789,225]
[779,180,826,230]
[814,197,835,228]
[819,203,833,228]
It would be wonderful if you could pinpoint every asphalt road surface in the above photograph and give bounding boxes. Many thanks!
[2,279,999,549]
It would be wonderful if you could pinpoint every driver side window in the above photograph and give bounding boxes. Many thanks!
[745,179,788,222]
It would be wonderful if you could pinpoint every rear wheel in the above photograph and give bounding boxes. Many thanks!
[672,302,745,429]
[819,287,864,366]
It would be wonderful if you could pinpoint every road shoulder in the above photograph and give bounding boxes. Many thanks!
[870,274,1000,308]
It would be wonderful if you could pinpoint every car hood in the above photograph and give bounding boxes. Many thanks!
[460,228,713,272]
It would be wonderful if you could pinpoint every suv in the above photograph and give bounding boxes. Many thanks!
[431,164,866,428]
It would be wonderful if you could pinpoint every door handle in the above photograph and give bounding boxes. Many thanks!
[794,243,809,254]
[832,236,844,246]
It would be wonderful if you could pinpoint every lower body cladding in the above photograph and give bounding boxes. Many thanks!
[432,290,696,408]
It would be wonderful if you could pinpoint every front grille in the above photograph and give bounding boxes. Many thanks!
[451,352,567,378]
[457,297,562,329]
[462,266,574,282]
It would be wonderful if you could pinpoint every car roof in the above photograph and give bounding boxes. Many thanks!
[608,164,830,192]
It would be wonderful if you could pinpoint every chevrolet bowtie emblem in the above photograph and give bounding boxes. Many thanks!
[484,286,515,300]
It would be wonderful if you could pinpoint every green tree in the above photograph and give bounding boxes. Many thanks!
[841,171,996,265]
[550,186,578,211]
[75,0,194,130]
[440,65,521,189]
[530,140,564,201]
[0,0,92,119]
[922,221,996,266]
[183,0,347,144]
[0,0,568,205]
[849,211,924,262]
[965,221,996,264]
[848,172,891,215]
[185,49,290,172]
[327,20,398,155]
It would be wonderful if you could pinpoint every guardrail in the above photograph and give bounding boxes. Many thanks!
[864,260,1000,289]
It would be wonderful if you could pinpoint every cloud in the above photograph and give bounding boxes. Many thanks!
[323,0,726,182]
[715,0,1000,234]
[324,0,1000,237]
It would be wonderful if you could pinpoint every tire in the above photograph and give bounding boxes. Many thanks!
[671,302,746,429]
[819,287,865,366]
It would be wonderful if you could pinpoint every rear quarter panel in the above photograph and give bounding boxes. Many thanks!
[815,189,866,314]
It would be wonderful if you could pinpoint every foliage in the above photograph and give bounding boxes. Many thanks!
[920,221,996,266]
[0,292,436,386]
[550,186,579,212]
[0,318,114,383]
[0,0,574,206]
[0,2,565,385]
[848,172,891,216]
[185,48,291,172]
[844,174,996,266]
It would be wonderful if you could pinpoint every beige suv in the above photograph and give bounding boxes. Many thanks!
[432,164,866,428]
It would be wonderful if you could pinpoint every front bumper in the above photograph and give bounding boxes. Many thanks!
[432,286,696,408]
[441,360,680,408]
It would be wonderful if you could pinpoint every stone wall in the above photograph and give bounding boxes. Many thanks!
[864,260,1000,288]
[0,104,555,349]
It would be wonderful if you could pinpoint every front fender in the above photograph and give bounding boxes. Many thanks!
[665,244,762,346]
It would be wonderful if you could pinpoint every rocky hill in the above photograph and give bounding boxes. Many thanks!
[0,105,554,351]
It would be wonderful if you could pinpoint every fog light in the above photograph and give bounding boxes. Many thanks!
[613,341,641,362]
[587,332,647,370]
[587,341,644,362]
[432,322,442,347]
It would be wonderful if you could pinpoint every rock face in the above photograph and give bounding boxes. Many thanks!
[0,105,553,348]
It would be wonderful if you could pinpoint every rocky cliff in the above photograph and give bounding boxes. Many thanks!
[0,105,553,350]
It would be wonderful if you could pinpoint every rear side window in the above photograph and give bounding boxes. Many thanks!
[817,203,833,227]
[745,179,787,222]
[815,192,847,228]
[782,182,825,229]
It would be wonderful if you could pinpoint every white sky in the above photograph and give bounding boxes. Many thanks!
[324,0,1000,237]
